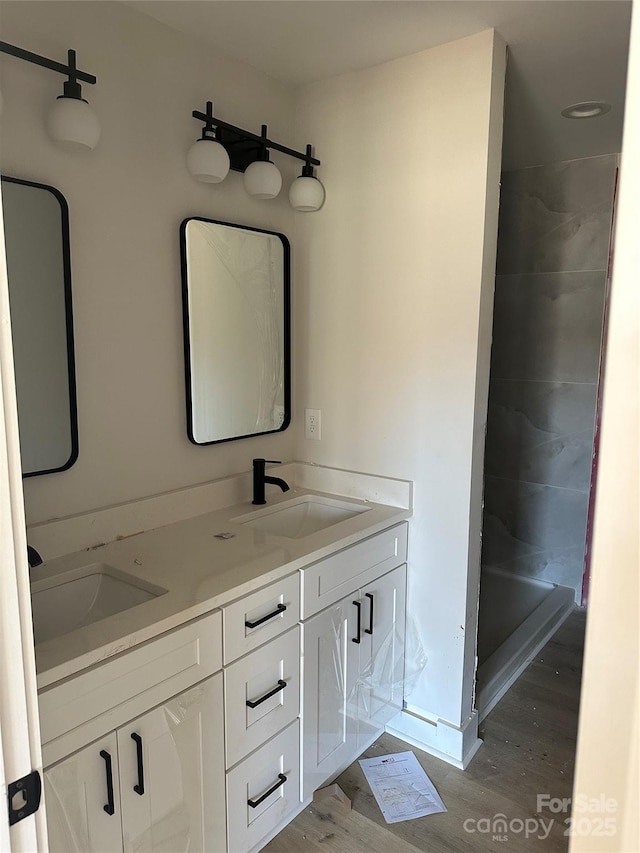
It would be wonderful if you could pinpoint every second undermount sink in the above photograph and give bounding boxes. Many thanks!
[30,563,167,645]
[233,495,371,539]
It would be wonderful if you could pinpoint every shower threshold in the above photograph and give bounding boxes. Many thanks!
[476,568,576,722]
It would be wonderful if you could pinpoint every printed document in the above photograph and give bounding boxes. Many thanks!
[358,751,447,823]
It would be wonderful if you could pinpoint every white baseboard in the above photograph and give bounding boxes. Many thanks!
[386,709,482,769]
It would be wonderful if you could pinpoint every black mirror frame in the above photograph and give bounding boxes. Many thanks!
[179,216,291,446]
[1,175,79,478]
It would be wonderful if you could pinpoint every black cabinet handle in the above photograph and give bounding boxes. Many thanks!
[247,774,287,808]
[99,750,115,816]
[245,603,286,629]
[246,679,287,709]
[352,600,361,644]
[131,733,145,796]
[365,592,374,635]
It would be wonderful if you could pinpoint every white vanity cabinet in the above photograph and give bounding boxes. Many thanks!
[301,524,407,800]
[41,610,226,853]
[38,509,410,853]
[44,673,226,853]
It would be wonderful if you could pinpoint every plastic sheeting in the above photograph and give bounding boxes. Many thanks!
[349,612,428,723]
[185,220,286,442]
[44,677,224,853]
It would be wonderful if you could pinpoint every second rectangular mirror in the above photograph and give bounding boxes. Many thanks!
[2,175,78,477]
[180,218,290,445]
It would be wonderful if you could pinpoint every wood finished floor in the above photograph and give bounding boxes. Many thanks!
[266,609,586,853]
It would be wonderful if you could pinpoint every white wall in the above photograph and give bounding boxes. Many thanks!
[2,2,509,756]
[571,3,639,849]
[293,30,506,737]
[0,1,297,525]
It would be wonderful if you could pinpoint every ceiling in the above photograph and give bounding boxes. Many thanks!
[129,0,633,170]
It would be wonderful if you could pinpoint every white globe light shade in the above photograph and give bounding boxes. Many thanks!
[47,96,100,152]
[243,159,282,199]
[186,138,230,183]
[289,176,325,212]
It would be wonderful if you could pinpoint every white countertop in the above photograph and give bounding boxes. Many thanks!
[33,488,410,688]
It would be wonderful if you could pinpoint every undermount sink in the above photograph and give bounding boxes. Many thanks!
[233,495,370,539]
[30,563,167,645]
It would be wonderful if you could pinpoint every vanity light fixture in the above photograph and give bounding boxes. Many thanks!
[0,41,99,151]
[189,101,324,211]
[186,100,230,183]
[289,145,326,212]
[243,125,282,199]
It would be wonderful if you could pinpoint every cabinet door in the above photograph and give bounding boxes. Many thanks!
[118,673,225,853]
[358,565,407,743]
[302,598,360,800]
[44,732,123,853]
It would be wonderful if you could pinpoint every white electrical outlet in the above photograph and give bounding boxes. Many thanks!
[305,408,321,440]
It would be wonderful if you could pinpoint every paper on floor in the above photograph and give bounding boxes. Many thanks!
[358,750,447,824]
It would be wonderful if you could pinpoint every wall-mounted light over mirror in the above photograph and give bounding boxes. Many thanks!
[0,41,99,151]
[187,101,325,212]
[180,218,290,445]
[1,176,79,476]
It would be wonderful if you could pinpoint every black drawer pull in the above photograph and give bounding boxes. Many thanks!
[246,679,287,709]
[99,750,115,816]
[365,592,374,635]
[131,733,145,796]
[245,603,286,629]
[247,773,287,808]
[352,600,361,644]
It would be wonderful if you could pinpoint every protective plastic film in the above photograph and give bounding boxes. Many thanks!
[349,611,427,727]
[121,676,225,853]
[183,218,289,444]
[44,675,225,853]
[44,733,123,853]
[305,576,427,799]
[316,604,352,766]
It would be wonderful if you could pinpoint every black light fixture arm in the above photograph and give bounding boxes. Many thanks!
[301,144,316,177]
[192,101,320,172]
[197,99,218,140]
[0,41,96,87]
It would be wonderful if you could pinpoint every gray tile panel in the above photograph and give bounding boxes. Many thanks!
[485,379,597,490]
[490,271,606,383]
[482,155,615,598]
[482,476,588,598]
[497,155,617,274]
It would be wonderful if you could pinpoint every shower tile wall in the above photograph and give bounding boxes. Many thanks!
[482,155,617,601]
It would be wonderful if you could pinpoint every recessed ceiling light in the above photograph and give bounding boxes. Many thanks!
[561,101,612,119]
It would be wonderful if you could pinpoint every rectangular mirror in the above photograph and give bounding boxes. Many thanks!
[2,176,78,477]
[180,218,290,445]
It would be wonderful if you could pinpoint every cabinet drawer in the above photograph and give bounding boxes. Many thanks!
[301,523,408,618]
[40,610,222,766]
[225,627,300,768]
[227,720,300,853]
[223,573,299,664]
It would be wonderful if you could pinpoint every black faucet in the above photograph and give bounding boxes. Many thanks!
[252,458,290,505]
